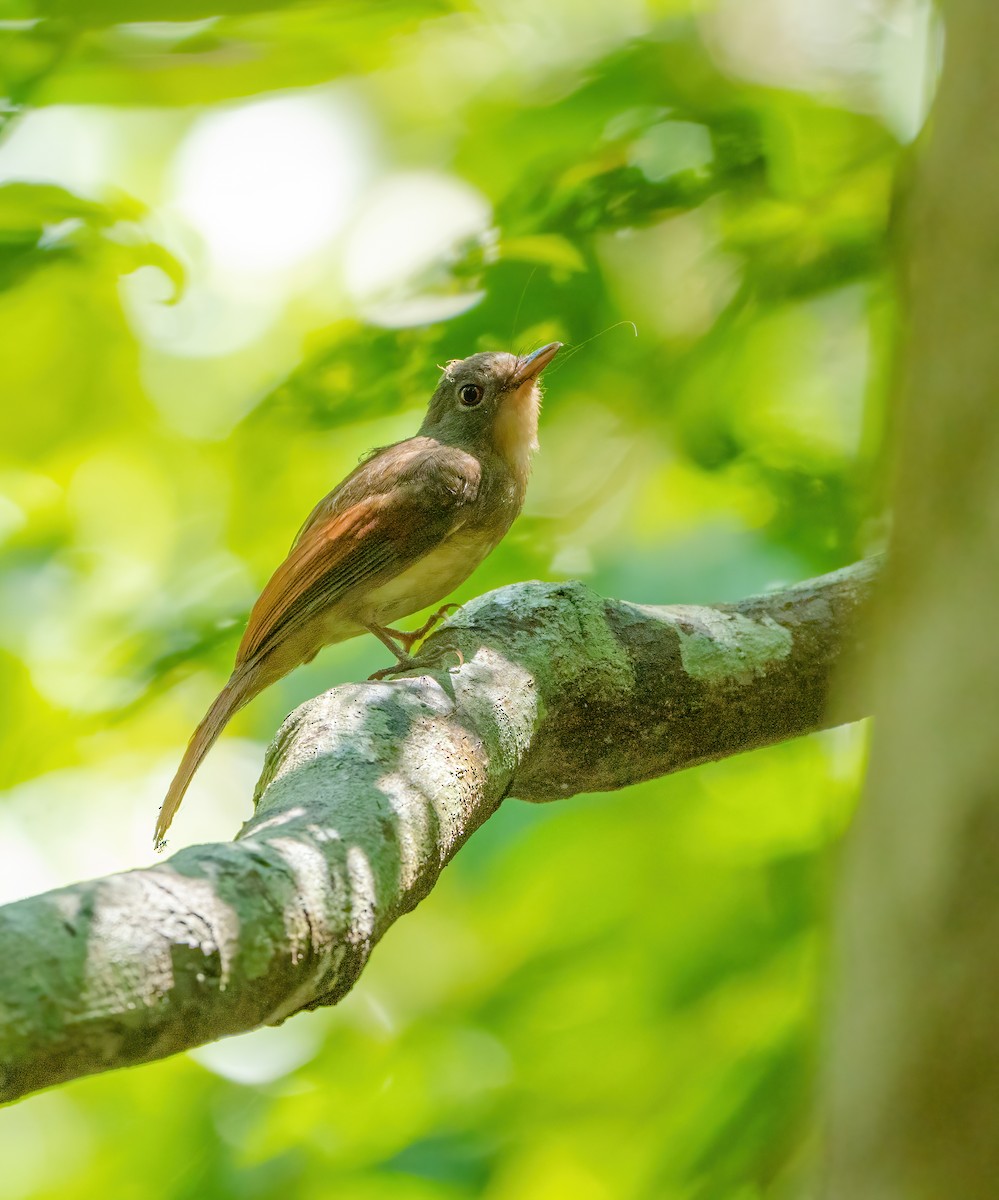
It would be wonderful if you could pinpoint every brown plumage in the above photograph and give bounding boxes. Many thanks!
[155,342,561,845]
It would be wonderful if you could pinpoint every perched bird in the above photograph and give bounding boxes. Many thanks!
[155,342,562,845]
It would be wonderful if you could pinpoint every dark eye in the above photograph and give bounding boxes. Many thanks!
[458,383,483,407]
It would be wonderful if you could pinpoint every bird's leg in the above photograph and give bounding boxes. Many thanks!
[385,603,461,653]
[365,605,463,682]
[365,623,418,676]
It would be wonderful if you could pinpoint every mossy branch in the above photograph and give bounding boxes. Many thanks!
[0,560,877,1104]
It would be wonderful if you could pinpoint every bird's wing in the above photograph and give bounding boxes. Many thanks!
[288,443,403,551]
[236,447,477,666]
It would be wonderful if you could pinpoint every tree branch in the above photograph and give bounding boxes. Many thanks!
[0,559,877,1104]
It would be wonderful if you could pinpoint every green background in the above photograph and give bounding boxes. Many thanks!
[0,1,930,1196]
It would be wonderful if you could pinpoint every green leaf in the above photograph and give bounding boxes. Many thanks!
[500,234,587,274]
[0,181,109,236]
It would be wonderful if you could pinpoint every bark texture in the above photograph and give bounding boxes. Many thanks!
[823,3,999,1196]
[0,561,877,1104]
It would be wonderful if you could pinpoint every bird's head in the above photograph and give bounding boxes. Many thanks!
[420,342,561,486]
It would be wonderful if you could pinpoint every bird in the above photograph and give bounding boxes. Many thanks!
[154,341,562,845]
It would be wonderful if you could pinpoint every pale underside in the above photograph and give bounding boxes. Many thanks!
[268,523,502,673]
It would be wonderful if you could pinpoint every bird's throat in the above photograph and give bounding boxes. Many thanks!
[493,380,541,490]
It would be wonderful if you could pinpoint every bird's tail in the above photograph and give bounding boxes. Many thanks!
[154,665,260,847]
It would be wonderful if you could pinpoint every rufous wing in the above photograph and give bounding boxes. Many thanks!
[236,469,470,668]
[236,496,394,665]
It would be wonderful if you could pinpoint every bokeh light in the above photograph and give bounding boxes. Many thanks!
[171,89,372,278]
[0,0,935,1195]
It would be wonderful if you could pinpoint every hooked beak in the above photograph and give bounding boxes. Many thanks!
[513,341,562,385]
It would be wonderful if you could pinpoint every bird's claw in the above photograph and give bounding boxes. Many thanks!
[368,645,464,682]
[368,657,416,681]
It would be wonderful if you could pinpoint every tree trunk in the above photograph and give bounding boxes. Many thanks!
[823,3,999,1196]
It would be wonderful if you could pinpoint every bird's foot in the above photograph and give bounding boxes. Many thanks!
[365,609,463,680]
[382,603,462,654]
[367,645,464,682]
[367,652,418,681]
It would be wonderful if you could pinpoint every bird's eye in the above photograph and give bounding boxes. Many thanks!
[458,383,483,407]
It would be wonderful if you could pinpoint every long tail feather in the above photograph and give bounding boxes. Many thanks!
[154,666,259,847]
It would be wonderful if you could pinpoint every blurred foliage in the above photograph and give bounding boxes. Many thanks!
[0,0,924,1196]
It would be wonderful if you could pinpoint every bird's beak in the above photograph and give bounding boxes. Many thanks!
[513,341,562,385]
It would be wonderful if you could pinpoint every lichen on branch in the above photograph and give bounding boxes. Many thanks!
[0,559,877,1104]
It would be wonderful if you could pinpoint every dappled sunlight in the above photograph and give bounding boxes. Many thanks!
[255,833,350,1023]
[373,769,440,889]
[170,88,372,279]
[0,0,925,1192]
[82,864,239,1013]
[346,843,379,944]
